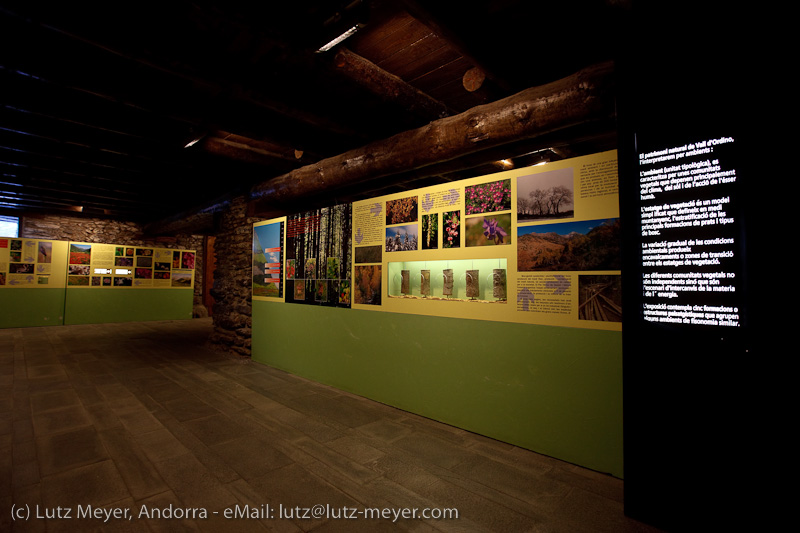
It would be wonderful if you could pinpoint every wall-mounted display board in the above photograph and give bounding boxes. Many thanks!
[351,150,620,330]
[63,242,196,325]
[250,150,624,478]
[1,237,196,328]
[65,242,196,289]
[0,238,69,327]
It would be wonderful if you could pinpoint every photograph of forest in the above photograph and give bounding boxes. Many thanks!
[285,203,352,307]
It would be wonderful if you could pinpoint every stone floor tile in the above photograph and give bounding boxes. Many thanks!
[39,460,131,510]
[30,404,93,436]
[36,426,108,476]
[98,427,169,500]
[207,436,294,481]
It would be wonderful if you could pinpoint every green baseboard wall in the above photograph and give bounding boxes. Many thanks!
[252,300,623,478]
[64,288,194,325]
[0,289,66,328]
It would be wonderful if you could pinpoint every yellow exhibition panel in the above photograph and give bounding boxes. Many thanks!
[254,150,621,331]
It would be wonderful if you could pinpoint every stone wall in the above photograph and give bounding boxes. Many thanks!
[207,196,264,356]
[21,213,206,313]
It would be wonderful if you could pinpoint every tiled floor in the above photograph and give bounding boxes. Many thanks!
[1,319,663,532]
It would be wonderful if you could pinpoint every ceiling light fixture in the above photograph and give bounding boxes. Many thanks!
[317,24,361,53]
[184,136,203,148]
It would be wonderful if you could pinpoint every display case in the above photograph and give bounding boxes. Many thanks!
[388,259,507,303]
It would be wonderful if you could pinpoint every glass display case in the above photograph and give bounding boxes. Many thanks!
[388,259,507,303]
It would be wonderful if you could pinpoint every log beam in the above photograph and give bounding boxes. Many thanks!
[333,47,450,120]
[249,61,615,212]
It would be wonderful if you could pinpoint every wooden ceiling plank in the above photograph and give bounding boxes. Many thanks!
[410,56,475,94]
[368,20,436,68]
[376,33,451,77]
[349,11,418,59]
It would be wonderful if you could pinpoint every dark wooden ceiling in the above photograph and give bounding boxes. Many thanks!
[1,1,629,229]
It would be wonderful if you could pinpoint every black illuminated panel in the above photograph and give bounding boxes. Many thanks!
[636,132,745,329]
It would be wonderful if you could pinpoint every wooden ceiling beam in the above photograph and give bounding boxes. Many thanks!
[332,47,450,120]
[248,61,615,215]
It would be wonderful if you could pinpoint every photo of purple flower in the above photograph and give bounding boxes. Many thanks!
[482,217,507,244]
[465,214,512,247]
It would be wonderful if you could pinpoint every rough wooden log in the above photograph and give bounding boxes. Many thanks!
[202,132,300,163]
[249,61,615,209]
[333,47,450,120]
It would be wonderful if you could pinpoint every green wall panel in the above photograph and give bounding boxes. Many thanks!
[0,289,65,328]
[64,288,193,325]
[252,300,623,478]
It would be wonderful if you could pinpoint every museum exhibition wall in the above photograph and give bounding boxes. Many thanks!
[251,150,624,477]
[0,239,196,327]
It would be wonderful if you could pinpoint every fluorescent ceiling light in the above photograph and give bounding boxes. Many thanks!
[317,25,360,53]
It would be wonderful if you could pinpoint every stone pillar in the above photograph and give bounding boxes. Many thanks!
[208,196,263,356]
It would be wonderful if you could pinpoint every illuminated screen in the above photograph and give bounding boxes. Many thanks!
[0,215,19,237]
[634,132,746,330]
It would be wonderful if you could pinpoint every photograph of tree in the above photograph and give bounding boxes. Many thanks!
[284,203,352,307]
[517,167,575,221]
[422,214,438,249]
[354,265,381,305]
[385,196,417,225]
[517,218,621,272]
[385,224,418,252]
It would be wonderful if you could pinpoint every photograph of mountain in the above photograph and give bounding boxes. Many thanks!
[517,218,621,272]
